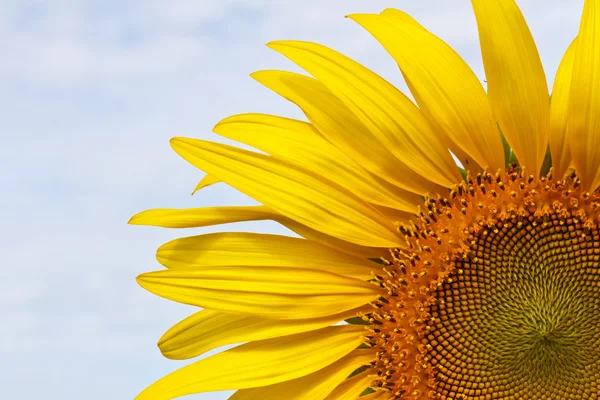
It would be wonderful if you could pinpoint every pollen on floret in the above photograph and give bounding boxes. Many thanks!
[363,167,600,399]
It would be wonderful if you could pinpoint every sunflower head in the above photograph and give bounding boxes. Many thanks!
[131,1,600,399]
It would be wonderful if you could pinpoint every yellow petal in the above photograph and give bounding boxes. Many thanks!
[377,9,482,172]
[214,113,421,211]
[230,350,375,400]
[278,215,392,259]
[170,138,402,248]
[350,12,505,173]
[137,267,381,319]
[324,370,374,400]
[471,0,550,177]
[568,0,600,190]
[128,205,391,258]
[372,204,415,223]
[252,70,451,196]
[381,9,478,172]
[549,39,577,179]
[357,391,389,399]
[135,325,364,400]
[191,174,221,195]
[157,232,376,280]
[159,306,369,360]
[379,8,421,25]
[128,205,277,228]
[265,41,461,188]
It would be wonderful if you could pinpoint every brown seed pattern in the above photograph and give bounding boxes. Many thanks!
[363,168,600,399]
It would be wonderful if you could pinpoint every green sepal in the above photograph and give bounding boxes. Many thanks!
[499,125,520,167]
[347,364,370,379]
[540,145,553,177]
[500,125,511,166]
[346,317,370,326]
[508,150,519,165]
[360,387,376,396]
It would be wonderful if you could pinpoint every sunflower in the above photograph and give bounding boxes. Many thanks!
[130,0,600,399]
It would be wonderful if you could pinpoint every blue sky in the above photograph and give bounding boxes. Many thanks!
[0,0,583,399]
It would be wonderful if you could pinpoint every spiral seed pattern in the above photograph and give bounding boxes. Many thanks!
[429,216,600,399]
[362,168,600,399]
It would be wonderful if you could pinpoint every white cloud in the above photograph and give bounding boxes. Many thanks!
[1,0,584,399]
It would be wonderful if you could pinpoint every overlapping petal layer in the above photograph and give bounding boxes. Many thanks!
[324,370,374,400]
[252,70,451,195]
[549,39,577,179]
[350,11,504,173]
[159,307,369,360]
[136,325,364,399]
[569,0,600,190]
[266,41,461,188]
[130,205,390,258]
[157,232,376,279]
[137,266,381,319]
[214,113,421,211]
[471,0,550,176]
[171,138,402,248]
[230,350,375,400]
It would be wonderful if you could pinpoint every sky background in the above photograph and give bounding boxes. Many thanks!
[0,0,583,399]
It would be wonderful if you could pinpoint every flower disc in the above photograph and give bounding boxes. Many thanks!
[368,170,600,399]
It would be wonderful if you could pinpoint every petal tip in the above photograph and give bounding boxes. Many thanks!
[212,117,228,133]
[267,40,311,51]
[265,40,284,50]
[128,211,146,225]
[170,137,199,156]
[249,70,267,81]
[169,137,183,147]
[135,273,147,285]
[345,13,370,22]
